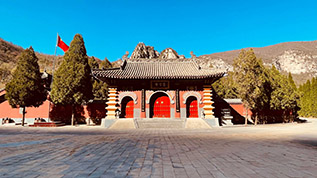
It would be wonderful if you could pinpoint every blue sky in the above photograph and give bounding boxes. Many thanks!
[0,0,316,62]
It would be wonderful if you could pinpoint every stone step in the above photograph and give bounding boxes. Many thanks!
[135,118,186,129]
[29,122,65,127]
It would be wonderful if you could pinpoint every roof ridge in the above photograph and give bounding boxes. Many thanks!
[128,60,193,63]
[189,51,201,70]
[92,60,227,80]
[120,59,127,70]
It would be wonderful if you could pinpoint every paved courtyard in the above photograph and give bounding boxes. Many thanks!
[0,119,316,178]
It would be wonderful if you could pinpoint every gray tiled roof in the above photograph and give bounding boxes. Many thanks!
[93,60,226,80]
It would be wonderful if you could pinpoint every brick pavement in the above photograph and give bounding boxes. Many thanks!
[0,120,316,178]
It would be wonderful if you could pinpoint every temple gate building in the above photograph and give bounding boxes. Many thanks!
[93,57,226,128]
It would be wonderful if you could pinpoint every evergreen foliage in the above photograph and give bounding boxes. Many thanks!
[298,77,317,117]
[212,71,238,98]
[51,34,93,125]
[5,47,47,126]
[288,72,297,90]
[100,58,112,69]
[88,56,109,101]
[92,80,108,100]
[231,49,300,124]
[88,56,99,69]
[268,66,300,122]
[233,49,270,124]
[312,77,317,117]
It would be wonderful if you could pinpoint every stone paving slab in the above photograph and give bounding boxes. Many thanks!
[0,119,316,177]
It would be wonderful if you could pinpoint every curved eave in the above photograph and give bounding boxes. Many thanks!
[93,72,226,80]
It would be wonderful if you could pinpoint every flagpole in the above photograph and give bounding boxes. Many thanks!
[52,33,58,77]
[48,33,59,122]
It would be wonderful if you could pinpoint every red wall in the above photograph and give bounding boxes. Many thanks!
[1,89,220,120]
[0,91,106,123]
[0,99,50,119]
[230,103,252,117]
[179,90,204,109]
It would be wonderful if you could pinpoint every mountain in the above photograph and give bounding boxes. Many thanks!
[198,41,317,84]
[0,38,63,70]
[1,38,316,87]
[0,38,102,88]
[130,42,186,60]
[0,38,61,88]
[123,41,317,84]
[0,38,23,63]
[130,42,160,59]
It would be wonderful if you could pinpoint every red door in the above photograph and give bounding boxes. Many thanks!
[153,96,170,118]
[125,100,134,118]
[188,98,198,118]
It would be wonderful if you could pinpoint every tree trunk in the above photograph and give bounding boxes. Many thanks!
[22,106,25,126]
[255,115,258,126]
[245,106,248,126]
[71,105,75,126]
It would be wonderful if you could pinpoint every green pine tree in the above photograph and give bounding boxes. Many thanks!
[288,72,297,90]
[88,56,99,69]
[88,56,109,101]
[298,80,312,117]
[233,49,270,125]
[92,80,108,100]
[99,57,112,69]
[51,34,93,125]
[5,47,47,126]
[311,77,317,117]
[212,71,238,99]
[269,66,299,122]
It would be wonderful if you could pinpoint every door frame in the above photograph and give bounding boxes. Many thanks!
[186,96,199,118]
[149,92,172,118]
[120,96,134,118]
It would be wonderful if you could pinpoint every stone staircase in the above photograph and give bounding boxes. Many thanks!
[29,121,65,127]
[135,118,186,129]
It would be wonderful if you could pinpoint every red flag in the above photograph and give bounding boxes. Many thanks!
[57,35,69,52]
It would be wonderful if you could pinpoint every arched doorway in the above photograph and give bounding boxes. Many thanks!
[150,92,170,118]
[186,96,198,118]
[120,97,134,118]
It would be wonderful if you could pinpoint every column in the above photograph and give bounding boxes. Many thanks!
[141,89,146,118]
[175,89,180,118]
[203,85,214,119]
[105,87,118,119]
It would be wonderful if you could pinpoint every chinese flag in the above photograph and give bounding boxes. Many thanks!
[57,35,69,52]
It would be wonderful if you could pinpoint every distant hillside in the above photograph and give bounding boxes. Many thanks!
[114,41,317,85]
[200,41,317,64]
[198,41,317,85]
[0,38,23,63]
[0,38,65,88]
[1,38,317,87]
[0,38,104,88]
[0,38,63,70]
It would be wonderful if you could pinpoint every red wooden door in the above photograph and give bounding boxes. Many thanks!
[125,100,134,118]
[153,96,170,118]
[188,99,198,118]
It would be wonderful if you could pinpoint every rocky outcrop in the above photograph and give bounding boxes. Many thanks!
[116,41,317,84]
[272,50,317,74]
[198,58,232,71]
[130,43,183,60]
[159,48,179,59]
[130,42,159,59]
[197,41,317,84]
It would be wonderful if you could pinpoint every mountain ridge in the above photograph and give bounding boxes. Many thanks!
[197,40,317,84]
[1,38,316,87]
